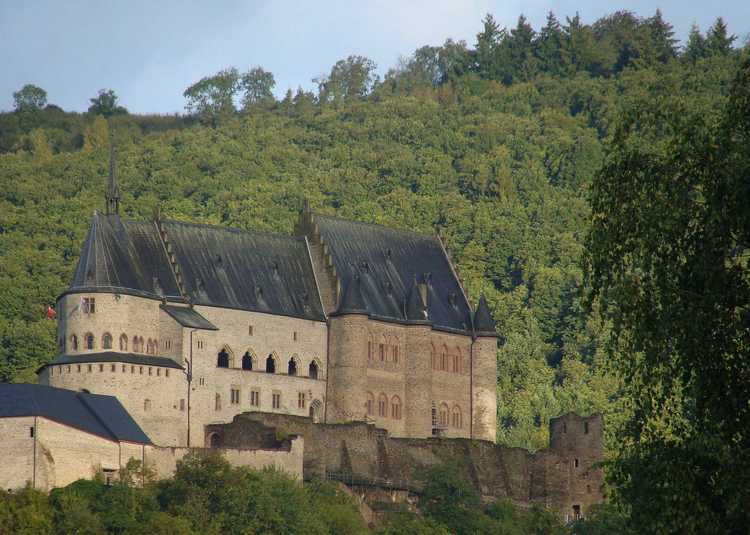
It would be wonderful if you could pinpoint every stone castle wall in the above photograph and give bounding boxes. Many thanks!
[208,411,603,518]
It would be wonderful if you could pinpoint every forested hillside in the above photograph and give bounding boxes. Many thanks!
[0,10,744,453]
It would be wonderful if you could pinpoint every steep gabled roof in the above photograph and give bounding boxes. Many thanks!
[66,215,326,322]
[0,383,151,444]
[312,214,473,334]
[70,213,180,298]
[161,221,325,321]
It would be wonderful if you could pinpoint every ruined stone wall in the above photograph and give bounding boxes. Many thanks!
[146,436,304,482]
[0,416,145,491]
[209,411,604,517]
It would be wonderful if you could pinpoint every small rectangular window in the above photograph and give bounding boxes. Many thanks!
[584,422,589,434]
[272,393,281,409]
[88,364,92,372]
[148,367,152,376]
[180,399,186,411]
[293,331,298,342]
[157,368,161,376]
[574,458,579,468]
[30,427,35,438]
[250,390,260,407]
[122,365,126,372]
[111,364,115,372]
[83,297,95,314]
[379,344,385,361]
[248,325,253,336]
[99,364,103,372]
[231,388,240,404]
[165,369,170,377]
[139,366,143,375]
[298,392,306,409]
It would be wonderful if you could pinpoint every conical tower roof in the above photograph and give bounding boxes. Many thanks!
[334,275,368,315]
[473,294,497,337]
[404,277,430,323]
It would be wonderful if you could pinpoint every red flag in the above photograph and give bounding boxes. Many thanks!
[47,306,56,320]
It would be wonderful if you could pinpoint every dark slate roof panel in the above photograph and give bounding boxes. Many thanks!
[0,383,151,444]
[43,352,184,370]
[162,221,325,321]
[313,215,472,333]
[160,305,218,330]
[70,213,180,298]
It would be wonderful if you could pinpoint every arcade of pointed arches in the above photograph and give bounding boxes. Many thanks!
[61,331,162,355]
[215,345,322,380]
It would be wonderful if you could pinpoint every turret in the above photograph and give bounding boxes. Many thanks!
[471,294,498,441]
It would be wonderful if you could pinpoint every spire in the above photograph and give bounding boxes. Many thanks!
[405,277,430,322]
[473,294,497,337]
[105,143,120,215]
[335,275,368,315]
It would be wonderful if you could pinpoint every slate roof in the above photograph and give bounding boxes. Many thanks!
[71,213,180,298]
[67,214,325,322]
[0,383,151,444]
[41,352,184,370]
[161,220,324,321]
[313,214,474,334]
[160,305,218,330]
[473,295,498,337]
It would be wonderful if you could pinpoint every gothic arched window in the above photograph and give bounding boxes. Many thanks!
[452,405,462,428]
[85,333,95,350]
[242,352,253,370]
[366,392,374,416]
[378,394,388,417]
[266,355,276,373]
[71,334,78,351]
[288,357,297,376]
[217,349,229,368]
[102,333,112,350]
[309,360,319,380]
[119,334,128,351]
[391,396,402,420]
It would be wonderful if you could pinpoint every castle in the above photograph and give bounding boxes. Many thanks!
[0,163,603,522]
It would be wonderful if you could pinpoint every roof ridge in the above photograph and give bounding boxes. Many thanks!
[313,212,438,240]
[160,219,307,241]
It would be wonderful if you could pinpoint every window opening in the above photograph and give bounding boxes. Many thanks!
[242,352,253,370]
[217,349,230,368]
[272,392,281,409]
[288,358,297,376]
[266,355,276,373]
[309,360,319,379]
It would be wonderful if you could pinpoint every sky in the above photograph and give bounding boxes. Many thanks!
[1,0,748,114]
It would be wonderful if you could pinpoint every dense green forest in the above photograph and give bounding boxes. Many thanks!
[1,10,748,532]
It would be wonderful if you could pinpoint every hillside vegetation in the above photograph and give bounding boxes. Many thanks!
[0,10,743,461]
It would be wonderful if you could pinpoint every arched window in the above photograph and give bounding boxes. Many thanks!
[288,357,297,376]
[132,335,138,352]
[366,392,374,416]
[309,360,319,380]
[139,337,145,353]
[266,354,276,373]
[84,333,95,350]
[70,334,78,351]
[309,400,322,423]
[217,349,229,368]
[431,343,437,370]
[209,432,221,448]
[451,406,462,428]
[102,333,112,350]
[146,339,152,354]
[391,396,402,420]
[441,345,448,371]
[215,393,222,411]
[439,403,449,427]
[378,394,388,417]
[392,338,400,364]
[119,334,128,351]
[242,352,253,370]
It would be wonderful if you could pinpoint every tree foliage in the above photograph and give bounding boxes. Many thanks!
[88,89,128,117]
[584,54,750,532]
[13,84,48,112]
